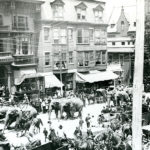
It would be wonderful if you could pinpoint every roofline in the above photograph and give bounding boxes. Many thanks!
[79,0,105,4]
[0,0,44,4]
[37,20,108,27]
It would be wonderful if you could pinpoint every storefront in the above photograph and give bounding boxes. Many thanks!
[75,70,118,93]
[14,69,45,101]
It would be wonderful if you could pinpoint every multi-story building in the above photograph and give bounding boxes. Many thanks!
[37,0,108,91]
[107,6,136,85]
[0,0,43,93]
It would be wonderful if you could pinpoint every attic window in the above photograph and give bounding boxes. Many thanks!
[111,24,115,28]
[134,22,136,27]
[75,2,87,21]
[121,21,125,30]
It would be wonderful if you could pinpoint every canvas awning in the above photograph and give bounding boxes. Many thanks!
[14,69,42,85]
[76,70,119,83]
[40,72,63,88]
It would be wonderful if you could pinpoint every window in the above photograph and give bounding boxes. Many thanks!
[121,21,125,30]
[60,29,67,44]
[102,51,106,64]
[0,15,3,25]
[128,41,130,45]
[108,55,113,64]
[134,22,136,27]
[95,30,106,45]
[95,51,106,65]
[68,28,73,40]
[69,52,73,64]
[132,41,135,45]
[53,28,67,44]
[89,29,94,41]
[95,51,102,65]
[121,42,125,45]
[112,42,115,45]
[45,52,50,66]
[119,55,124,66]
[13,16,28,30]
[78,52,84,66]
[44,27,50,41]
[21,37,29,55]
[95,10,103,22]
[77,29,89,44]
[84,52,89,66]
[111,24,115,28]
[61,53,67,69]
[0,40,3,52]
[53,5,63,19]
[89,51,94,61]
[53,28,59,44]
[77,8,86,21]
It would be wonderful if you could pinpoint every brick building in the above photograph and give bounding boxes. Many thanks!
[107,6,136,85]
[37,0,108,92]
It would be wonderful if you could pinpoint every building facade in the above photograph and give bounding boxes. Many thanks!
[37,0,107,92]
[107,6,136,85]
[0,0,43,93]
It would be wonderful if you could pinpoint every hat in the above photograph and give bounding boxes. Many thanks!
[59,125,63,128]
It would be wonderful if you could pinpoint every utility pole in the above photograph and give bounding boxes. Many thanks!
[132,0,145,150]
[59,48,63,96]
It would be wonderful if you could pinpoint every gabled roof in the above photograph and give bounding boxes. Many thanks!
[93,4,104,11]
[50,0,65,6]
[75,2,87,10]
[107,6,136,33]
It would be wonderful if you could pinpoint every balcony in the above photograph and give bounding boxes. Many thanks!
[0,52,13,64]
[12,54,37,67]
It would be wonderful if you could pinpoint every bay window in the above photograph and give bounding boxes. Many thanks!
[84,52,89,66]
[77,29,89,44]
[95,51,106,65]
[13,16,28,30]
[53,28,67,44]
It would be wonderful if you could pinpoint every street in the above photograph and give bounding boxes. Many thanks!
[0,102,108,147]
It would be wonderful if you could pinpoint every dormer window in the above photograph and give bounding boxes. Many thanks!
[93,4,104,22]
[134,22,136,27]
[0,15,3,25]
[121,21,125,30]
[111,24,115,28]
[50,0,65,20]
[75,2,87,21]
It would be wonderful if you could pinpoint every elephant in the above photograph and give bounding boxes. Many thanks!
[3,104,37,130]
[114,90,130,106]
[60,98,84,119]
[49,98,83,119]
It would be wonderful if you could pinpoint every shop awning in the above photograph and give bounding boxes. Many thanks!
[14,69,41,85]
[40,72,64,88]
[76,70,119,83]
[107,64,123,72]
